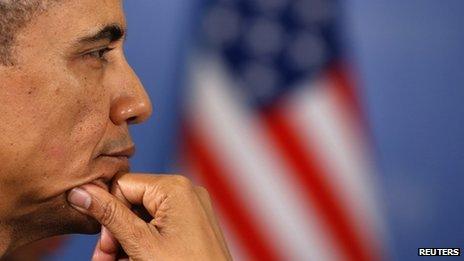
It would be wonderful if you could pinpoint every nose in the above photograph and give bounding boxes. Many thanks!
[110,62,153,125]
[110,96,152,125]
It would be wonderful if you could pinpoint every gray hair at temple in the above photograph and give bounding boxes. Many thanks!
[0,0,60,65]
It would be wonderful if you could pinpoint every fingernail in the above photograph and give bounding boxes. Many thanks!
[67,187,92,209]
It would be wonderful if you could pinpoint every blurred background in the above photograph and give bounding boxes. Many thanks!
[14,0,464,260]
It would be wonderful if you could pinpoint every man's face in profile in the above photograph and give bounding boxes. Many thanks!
[0,0,152,243]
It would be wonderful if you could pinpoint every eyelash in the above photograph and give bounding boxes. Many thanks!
[84,47,114,61]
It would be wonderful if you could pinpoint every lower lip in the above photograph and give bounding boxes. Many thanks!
[90,156,130,190]
[98,155,130,171]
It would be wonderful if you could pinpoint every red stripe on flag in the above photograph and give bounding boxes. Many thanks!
[328,64,364,121]
[328,64,376,147]
[261,104,375,261]
[328,65,382,258]
[183,124,285,261]
[329,63,378,145]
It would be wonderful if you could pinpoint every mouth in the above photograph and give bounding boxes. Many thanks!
[91,155,130,190]
[66,144,135,195]
[91,178,111,192]
[100,145,135,158]
[87,143,134,189]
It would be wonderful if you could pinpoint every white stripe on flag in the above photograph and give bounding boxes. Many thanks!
[187,55,342,261]
[284,77,384,251]
[184,162,249,261]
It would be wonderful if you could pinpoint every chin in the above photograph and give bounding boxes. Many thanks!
[7,195,102,255]
[62,209,102,235]
[18,195,102,242]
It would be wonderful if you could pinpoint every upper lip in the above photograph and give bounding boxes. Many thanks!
[100,145,135,158]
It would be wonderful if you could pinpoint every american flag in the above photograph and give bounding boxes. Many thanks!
[181,0,384,260]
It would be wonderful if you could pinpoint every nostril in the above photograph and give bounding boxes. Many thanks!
[127,116,137,124]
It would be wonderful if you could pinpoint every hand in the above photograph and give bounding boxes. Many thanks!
[67,174,231,261]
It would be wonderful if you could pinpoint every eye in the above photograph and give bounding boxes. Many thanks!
[83,47,114,61]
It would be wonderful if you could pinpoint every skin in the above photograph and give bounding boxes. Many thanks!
[0,0,230,259]
[74,174,231,260]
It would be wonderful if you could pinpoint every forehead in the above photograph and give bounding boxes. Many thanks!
[60,0,126,28]
[16,0,125,49]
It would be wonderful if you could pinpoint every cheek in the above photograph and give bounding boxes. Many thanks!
[45,96,109,170]
[42,72,110,179]
[0,60,113,216]
[47,145,66,159]
[5,101,110,206]
[3,90,109,204]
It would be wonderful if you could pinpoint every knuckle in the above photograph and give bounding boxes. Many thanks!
[124,224,157,257]
[98,200,118,226]
[171,175,193,188]
[162,175,195,198]
[195,186,210,198]
[130,222,151,242]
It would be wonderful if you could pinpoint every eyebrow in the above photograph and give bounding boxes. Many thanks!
[77,24,126,44]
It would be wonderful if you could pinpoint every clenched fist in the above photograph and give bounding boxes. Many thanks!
[67,174,231,261]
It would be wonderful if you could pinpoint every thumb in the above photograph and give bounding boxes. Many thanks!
[67,184,153,253]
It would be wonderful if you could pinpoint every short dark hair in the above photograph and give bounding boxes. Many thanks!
[0,0,58,66]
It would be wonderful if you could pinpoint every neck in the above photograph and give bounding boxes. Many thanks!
[0,223,14,258]
[0,216,51,258]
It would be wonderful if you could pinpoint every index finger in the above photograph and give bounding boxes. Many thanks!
[113,173,197,219]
